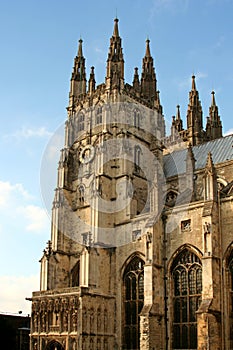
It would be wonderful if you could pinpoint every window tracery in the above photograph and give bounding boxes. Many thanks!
[123,256,144,349]
[171,249,202,349]
[78,113,85,131]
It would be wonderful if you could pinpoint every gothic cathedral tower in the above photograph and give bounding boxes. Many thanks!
[30,18,233,350]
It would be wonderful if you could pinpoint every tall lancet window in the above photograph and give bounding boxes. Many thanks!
[134,109,140,128]
[171,248,202,350]
[123,256,144,350]
[78,113,85,131]
[96,106,102,124]
[78,184,85,206]
[134,146,141,173]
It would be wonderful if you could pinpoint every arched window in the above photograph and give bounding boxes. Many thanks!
[71,260,80,287]
[123,256,144,350]
[96,106,102,124]
[171,249,202,350]
[78,185,85,206]
[78,113,85,131]
[134,146,141,173]
[134,109,140,128]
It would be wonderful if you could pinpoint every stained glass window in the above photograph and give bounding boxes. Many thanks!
[171,249,202,349]
[123,256,144,349]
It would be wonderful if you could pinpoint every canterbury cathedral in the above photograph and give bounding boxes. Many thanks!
[30,18,233,350]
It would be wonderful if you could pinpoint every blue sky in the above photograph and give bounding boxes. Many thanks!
[0,0,232,314]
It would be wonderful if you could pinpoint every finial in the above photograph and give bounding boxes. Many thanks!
[77,38,83,57]
[191,75,196,91]
[145,38,151,57]
[176,104,181,120]
[211,90,216,106]
[113,17,119,37]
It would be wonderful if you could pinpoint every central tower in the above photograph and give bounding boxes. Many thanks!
[30,18,166,350]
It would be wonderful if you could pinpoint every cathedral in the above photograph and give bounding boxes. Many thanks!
[30,18,233,350]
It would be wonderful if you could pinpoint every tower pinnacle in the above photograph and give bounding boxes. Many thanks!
[191,75,196,91]
[105,18,124,91]
[145,38,151,57]
[206,90,222,140]
[140,38,157,105]
[68,39,87,108]
[186,75,203,145]
[113,17,119,37]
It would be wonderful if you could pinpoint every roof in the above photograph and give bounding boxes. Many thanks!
[163,134,233,178]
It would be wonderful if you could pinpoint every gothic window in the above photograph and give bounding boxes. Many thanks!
[78,113,85,131]
[134,109,140,128]
[78,184,85,206]
[96,106,102,124]
[71,260,80,287]
[171,249,202,350]
[123,256,144,350]
[134,146,141,173]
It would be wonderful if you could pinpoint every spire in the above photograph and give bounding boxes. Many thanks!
[145,38,151,57]
[133,67,140,92]
[191,75,196,91]
[105,18,124,91]
[175,105,183,131]
[113,17,119,37]
[171,104,183,138]
[206,90,222,141]
[211,90,216,106]
[186,74,204,145]
[77,38,83,57]
[68,39,87,108]
[140,38,158,107]
[88,66,96,94]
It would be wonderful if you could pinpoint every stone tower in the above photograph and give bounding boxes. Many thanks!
[30,18,233,350]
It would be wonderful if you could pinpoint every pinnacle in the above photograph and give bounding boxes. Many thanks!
[145,38,151,57]
[77,38,83,57]
[113,17,119,37]
[191,75,196,91]
[211,90,216,106]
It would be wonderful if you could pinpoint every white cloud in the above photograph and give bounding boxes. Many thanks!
[224,128,233,136]
[0,180,32,207]
[0,179,50,234]
[17,205,49,233]
[4,126,52,141]
[0,274,39,314]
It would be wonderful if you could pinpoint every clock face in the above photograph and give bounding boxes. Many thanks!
[79,145,95,164]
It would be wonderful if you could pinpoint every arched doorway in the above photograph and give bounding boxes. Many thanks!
[123,255,144,349]
[46,341,64,350]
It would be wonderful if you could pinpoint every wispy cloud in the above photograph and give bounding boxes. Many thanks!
[0,275,39,314]
[178,72,208,90]
[0,179,50,234]
[150,0,189,18]
[17,205,49,233]
[4,126,52,141]
[0,180,32,207]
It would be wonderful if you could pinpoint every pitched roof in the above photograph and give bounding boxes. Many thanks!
[163,134,233,178]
